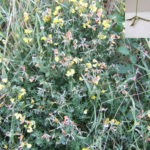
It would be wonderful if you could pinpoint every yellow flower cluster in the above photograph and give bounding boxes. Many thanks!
[92,76,100,85]
[42,8,51,23]
[82,148,89,150]
[69,0,76,2]
[52,17,64,26]
[43,16,51,23]
[23,38,32,44]
[24,120,36,133]
[68,57,82,67]
[18,88,26,100]
[53,6,61,16]
[83,21,91,28]
[97,33,106,40]
[41,36,47,41]
[102,20,111,30]
[66,69,75,77]
[0,78,7,91]
[3,145,8,149]
[85,60,107,71]
[2,78,8,83]
[24,29,33,34]
[14,113,25,124]
[104,118,120,125]
[89,2,97,13]
[70,7,76,14]
[24,12,29,22]
[69,0,88,14]
[0,84,5,90]
[86,63,92,68]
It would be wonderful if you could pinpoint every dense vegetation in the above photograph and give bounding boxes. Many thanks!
[0,0,150,149]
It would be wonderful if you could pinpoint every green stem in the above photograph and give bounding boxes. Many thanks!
[135,0,138,17]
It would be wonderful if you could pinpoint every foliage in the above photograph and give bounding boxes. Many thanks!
[0,0,150,149]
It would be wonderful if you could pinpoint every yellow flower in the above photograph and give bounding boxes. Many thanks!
[79,58,83,62]
[73,58,78,64]
[24,29,33,34]
[79,77,83,81]
[66,69,75,77]
[24,125,27,128]
[71,8,75,13]
[53,17,59,24]
[31,99,35,103]
[18,88,26,100]
[83,109,88,114]
[53,11,58,16]
[102,20,111,30]
[148,113,150,118]
[41,37,47,41]
[2,78,8,83]
[52,17,64,26]
[18,94,22,100]
[4,145,8,149]
[43,16,51,22]
[93,64,97,67]
[82,148,89,150]
[136,122,140,126]
[69,0,76,2]
[147,126,150,130]
[20,116,25,124]
[14,113,22,120]
[56,6,61,11]
[26,143,32,148]
[89,4,97,13]
[115,121,120,125]
[91,95,96,100]
[0,84,5,90]
[20,88,26,95]
[27,127,33,133]
[83,23,87,28]
[104,118,109,125]
[10,98,15,103]
[23,38,32,44]
[93,59,97,63]
[110,119,115,124]
[23,38,29,43]
[24,12,29,22]
[85,68,88,72]
[48,34,52,38]
[55,118,59,123]
[97,34,106,40]
[86,63,92,68]
[55,56,59,62]
[101,90,105,93]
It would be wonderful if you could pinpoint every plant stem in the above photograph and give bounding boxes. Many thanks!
[136,0,138,17]
[127,0,150,26]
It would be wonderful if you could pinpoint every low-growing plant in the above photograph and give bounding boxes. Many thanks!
[0,0,150,150]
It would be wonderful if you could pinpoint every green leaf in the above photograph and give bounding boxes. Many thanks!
[118,64,133,74]
[130,55,137,64]
[117,46,130,55]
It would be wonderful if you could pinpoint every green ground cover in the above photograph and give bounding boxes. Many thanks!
[0,0,150,149]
